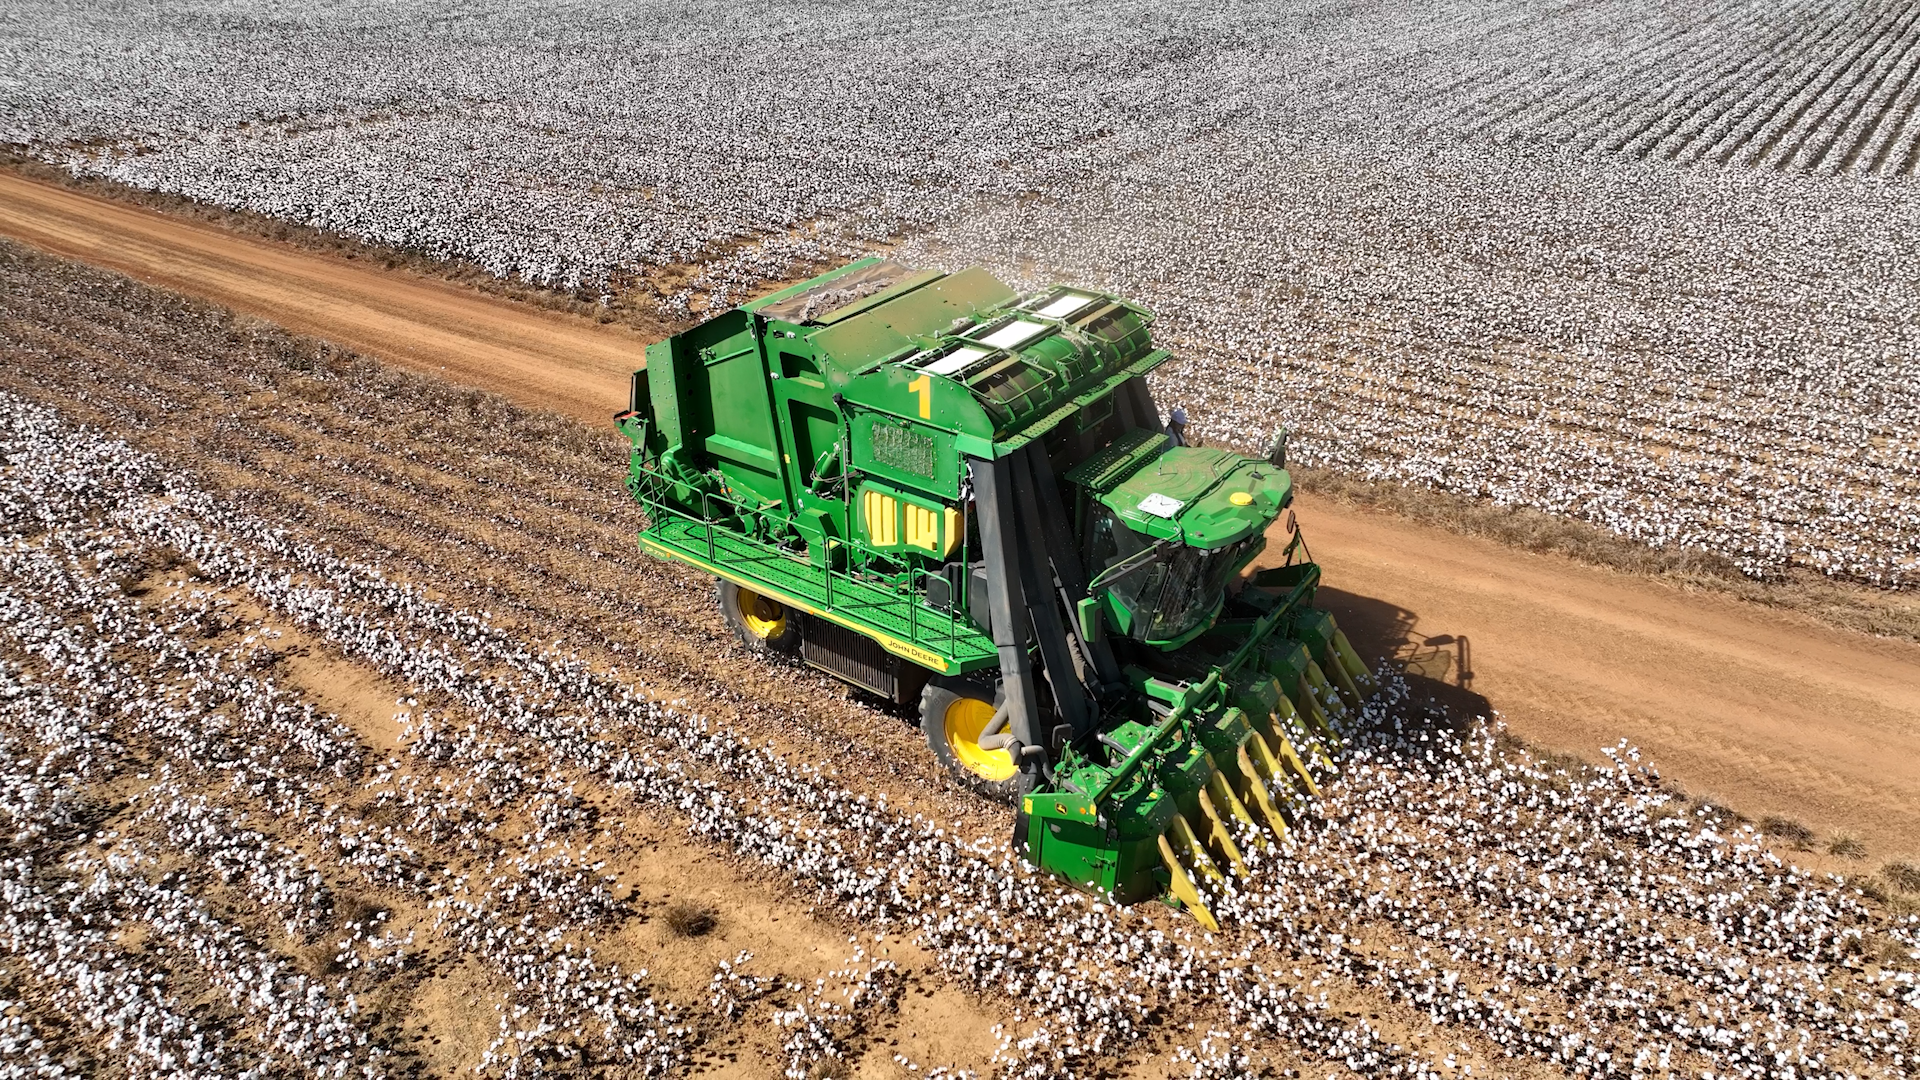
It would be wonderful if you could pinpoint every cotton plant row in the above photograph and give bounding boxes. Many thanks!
[0,426,703,1075]
[0,644,375,1074]
[0,987,81,1080]
[0,591,381,1075]
[8,386,1919,1076]
[0,584,689,1077]
[768,949,904,1080]
[0,853,260,1079]
[1449,0,1920,176]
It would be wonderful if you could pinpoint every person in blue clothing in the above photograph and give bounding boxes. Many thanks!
[1166,405,1191,447]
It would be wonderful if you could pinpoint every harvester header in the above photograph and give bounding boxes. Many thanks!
[617,257,1376,926]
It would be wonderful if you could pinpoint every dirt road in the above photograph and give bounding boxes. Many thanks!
[5,171,1918,859]
[1298,500,1920,856]
[0,172,644,422]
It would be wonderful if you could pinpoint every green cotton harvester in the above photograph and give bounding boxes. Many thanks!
[615,258,1376,927]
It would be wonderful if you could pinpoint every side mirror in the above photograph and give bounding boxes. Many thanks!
[1265,426,1290,469]
[1076,595,1104,644]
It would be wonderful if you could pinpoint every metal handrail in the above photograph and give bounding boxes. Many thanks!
[635,463,979,655]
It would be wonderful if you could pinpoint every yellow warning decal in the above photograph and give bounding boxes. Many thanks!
[863,489,899,546]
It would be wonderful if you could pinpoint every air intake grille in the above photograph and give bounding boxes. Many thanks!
[802,617,902,700]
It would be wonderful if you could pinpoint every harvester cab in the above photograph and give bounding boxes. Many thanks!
[615,257,1376,927]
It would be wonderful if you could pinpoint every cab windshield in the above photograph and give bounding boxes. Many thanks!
[1086,507,1256,643]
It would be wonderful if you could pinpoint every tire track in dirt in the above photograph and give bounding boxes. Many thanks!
[1297,502,1920,857]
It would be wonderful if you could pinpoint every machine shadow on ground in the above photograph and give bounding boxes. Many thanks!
[1315,584,1493,728]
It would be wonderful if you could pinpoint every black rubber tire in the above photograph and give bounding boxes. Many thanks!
[920,677,1025,805]
[716,579,801,654]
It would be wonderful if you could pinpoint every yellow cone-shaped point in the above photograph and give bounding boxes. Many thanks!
[1331,624,1378,696]
[1302,661,1349,745]
[1193,788,1246,875]
[1273,693,1336,776]
[1269,726,1322,797]
[1158,832,1220,931]
[1303,660,1348,724]
[1235,743,1290,840]
[1206,768,1261,843]
[1241,730,1295,801]
[1165,812,1224,885]
[1321,647,1364,712]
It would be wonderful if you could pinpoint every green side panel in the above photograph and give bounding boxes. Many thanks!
[644,340,682,449]
[1026,783,1171,903]
[1190,706,1255,772]
[647,309,791,510]
[701,327,788,508]
[1232,672,1283,727]
[1028,810,1119,892]
[1289,608,1346,680]
[784,396,842,486]
[808,267,1020,374]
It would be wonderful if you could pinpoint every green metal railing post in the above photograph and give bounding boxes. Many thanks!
[702,493,715,564]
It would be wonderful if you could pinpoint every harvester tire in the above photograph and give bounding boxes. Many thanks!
[717,580,801,654]
[921,677,1024,805]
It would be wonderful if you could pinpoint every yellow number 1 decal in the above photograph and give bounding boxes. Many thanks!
[908,374,931,419]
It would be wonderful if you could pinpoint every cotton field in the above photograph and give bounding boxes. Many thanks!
[0,242,1917,1078]
[3,0,1917,586]
[1,379,1916,1077]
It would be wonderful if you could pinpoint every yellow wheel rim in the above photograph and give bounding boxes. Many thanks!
[944,695,1017,782]
[735,587,786,641]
